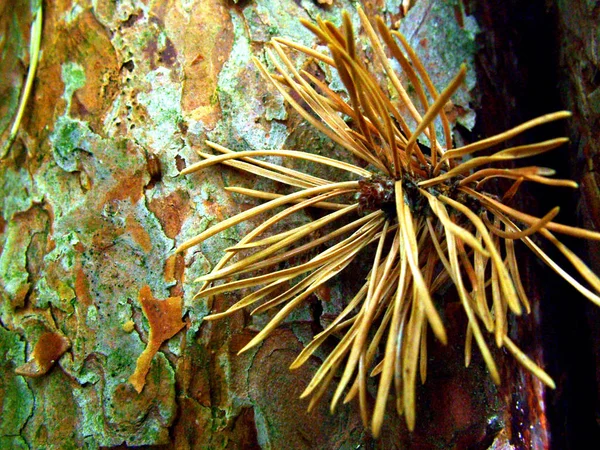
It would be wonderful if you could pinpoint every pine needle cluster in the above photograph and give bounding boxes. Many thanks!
[177,8,600,435]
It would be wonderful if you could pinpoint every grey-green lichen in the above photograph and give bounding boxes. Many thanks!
[0,326,34,440]
[0,165,33,220]
[61,61,86,106]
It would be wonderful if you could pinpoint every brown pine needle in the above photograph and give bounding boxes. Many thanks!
[483,206,560,240]
[175,181,359,253]
[197,203,359,282]
[440,111,572,162]
[188,145,372,177]
[423,137,570,187]
[195,149,328,188]
[176,6,600,435]
[224,186,352,211]
[1,5,43,159]
[391,28,454,154]
[405,65,466,165]
[503,336,555,389]
[466,187,600,240]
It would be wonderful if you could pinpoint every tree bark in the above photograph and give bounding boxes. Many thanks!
[1,0,597,448]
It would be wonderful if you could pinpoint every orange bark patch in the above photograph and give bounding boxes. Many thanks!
[147,189,190,239]
[163,0,233,128]
[74,266,93,307]
[104,172,146,204]
[164,254,178,284]
[90,218,123,251]
[28,7,118,140]
[15,332,70,377]
[64,11,120,119]
[164,253,185,297]
[129,285,185,393]
[125,216,152,252]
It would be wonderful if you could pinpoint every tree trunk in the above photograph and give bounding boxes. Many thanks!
[1,0,597,448]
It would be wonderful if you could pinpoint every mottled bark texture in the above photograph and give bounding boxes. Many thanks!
[0,0,596,448]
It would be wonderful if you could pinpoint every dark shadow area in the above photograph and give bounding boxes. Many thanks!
[470,0,600,448]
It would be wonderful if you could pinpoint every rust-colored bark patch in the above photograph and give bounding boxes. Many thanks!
[64,10,119,121]
[104,170,146,204]
[163,0,233,128]
[129,285,185,393]
[15,331,70,377]
[74,266,93,307]
[90,216,123,251]
[125,215,152,252]
[147,189,190,239]
[29,6,118,139]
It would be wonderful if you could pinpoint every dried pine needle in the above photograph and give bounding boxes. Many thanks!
[177,7,600,436]
[1,4,43,159]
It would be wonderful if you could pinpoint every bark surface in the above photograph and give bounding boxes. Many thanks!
[1,0,596,448]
